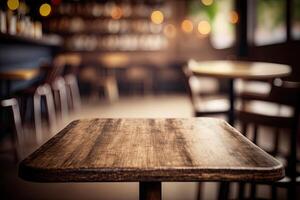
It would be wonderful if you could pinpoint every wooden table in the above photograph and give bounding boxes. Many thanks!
[0,68,39,98]
[189,60,291,125]
[19,118,284,200]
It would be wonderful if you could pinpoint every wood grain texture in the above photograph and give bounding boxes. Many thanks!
[189,60,291,79]
[19,118,284,182]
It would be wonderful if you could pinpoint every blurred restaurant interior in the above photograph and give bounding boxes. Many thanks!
[1,0,300,199]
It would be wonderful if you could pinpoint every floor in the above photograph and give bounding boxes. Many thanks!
[0,94,297,200]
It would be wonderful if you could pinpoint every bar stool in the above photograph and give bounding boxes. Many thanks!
[65,74,81,112]
[1,98,24,161]
[18,59,65,144]
[62,54,82,112]
[33,84,57,144]
[52,77,68,122]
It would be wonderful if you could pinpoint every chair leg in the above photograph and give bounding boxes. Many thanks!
[44,85,57,134]
[1,98,24,161]
[253,125,258,144]
[65,75,81,112]
[104,76,119,102]
[34,84,57,143]
[272,128,280,155]
[53,78,68,122]
[33,92,42,144]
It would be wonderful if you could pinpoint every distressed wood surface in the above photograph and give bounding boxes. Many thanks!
[189,60,291,79]
[19,118,284,182]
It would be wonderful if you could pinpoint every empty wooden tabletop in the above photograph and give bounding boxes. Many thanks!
[19,118,284,182]
[189,60,291,79]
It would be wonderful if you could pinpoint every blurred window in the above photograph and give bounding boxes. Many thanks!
[254,0,286,45]
[292,0,300,40]
[187,0,236,49]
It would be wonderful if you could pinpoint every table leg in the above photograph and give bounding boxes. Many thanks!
[139,182,161,200]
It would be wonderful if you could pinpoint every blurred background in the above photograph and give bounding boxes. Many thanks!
[1,0,300,199]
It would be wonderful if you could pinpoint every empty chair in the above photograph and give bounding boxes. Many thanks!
[1,98,24,161]
[33,84,57,144]
[18,59,65,144]
[52,76,68,122]
[237,79,300,199]
[182,65,229,117]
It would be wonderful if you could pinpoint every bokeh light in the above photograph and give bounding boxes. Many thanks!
[181,19,193,33]
[7,0,19,11]
[39,3,52,17]
[111,6,123,20]
[151,10,164,25]
[229,11,239,24]
[163,24,176,38]
[201,0,214,6]
[198,20,211,35]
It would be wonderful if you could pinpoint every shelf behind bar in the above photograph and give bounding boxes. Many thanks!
[0,33,63,47]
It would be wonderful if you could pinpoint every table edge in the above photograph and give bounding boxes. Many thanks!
[18,118,285,183]
[19,163,284,183]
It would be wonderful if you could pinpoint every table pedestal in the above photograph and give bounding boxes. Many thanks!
[139,182,161,200]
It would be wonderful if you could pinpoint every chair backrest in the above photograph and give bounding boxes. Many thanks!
[41,56,66,84]
[238,79,300,128]
[237,79,300,182]
[268,79,300,107]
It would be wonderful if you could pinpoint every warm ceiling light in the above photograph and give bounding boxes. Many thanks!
[229,11,239,24]
[198,20,211,35]
[7,0,19,11]
[181,19,193,33]
[111,6,123,20]
[151,10,164,25]
[39,3,51,17]
[201,0,214,6]
[163,24,176,38]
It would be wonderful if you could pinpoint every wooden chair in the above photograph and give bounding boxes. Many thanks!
[1,98,24,161]
[236,79,300,199]
[182,65,229,117]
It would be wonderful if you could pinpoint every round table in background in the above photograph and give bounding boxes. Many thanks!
[189,60,291,125]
